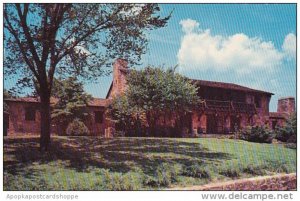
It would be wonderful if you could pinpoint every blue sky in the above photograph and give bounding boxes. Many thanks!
[5,4,296,112]
[86,4,296,112]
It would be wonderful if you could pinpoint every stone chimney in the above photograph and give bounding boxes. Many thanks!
[277,97,295,114]
[111,59,129,97]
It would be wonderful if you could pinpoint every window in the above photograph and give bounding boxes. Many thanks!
[25,107,36,121]
[255,96,261,108]
[95,111,104,123]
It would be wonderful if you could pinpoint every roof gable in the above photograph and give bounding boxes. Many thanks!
[191,79,273,95]
[5,97,107,107]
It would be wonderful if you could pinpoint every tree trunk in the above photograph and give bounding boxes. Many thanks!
[40,94,51,152]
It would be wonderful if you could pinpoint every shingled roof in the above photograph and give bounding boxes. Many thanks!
[191,79,274,95]
[4,97,58,104]
[5,97,107,107]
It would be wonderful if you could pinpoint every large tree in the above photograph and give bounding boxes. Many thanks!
[4,3,170,150]
[108,67,200,136]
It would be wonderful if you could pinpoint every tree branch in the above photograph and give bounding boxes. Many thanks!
[48,4,72,93]
[15,4,42,67]
[40,5,50,66]
[4,11,40,82]
[58,6,95,57]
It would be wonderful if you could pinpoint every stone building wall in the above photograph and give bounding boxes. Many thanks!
[5,59,294,137]
[277,97,295,114]
[6,102,41,135]
[5,101,106,136]
[108,59,129,98]
[83,106,106,136]
[253,95,271,126]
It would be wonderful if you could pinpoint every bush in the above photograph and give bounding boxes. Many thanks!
[219,166,241,178]
[285,143,296,149]
[240,125,273,143]
[143,175,158,187]
[275,113,296,142]
[4,173,49,190]
[66,119,90,136]
[182,164,212,180]
[101,170,144,190]
[287,135,297,143]
[266,161,290,173]
[242,164,267,176]
[155,163,182,187]
[121,172,144,190]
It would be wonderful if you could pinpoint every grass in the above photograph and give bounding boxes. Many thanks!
[3,136,296,190]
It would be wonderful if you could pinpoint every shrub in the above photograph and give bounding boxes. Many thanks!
[287,135,297,143]
[285,143,297,149]
[143,175,158,187]
[242,164,267,176]
[240,125,273,143]
[101,169,144,190]
[266,161,290,173]
[275,113,296,142]
[155,163,182,187]
[121,172,143,190]
[4,173,49,190]
[66,119,90,136]
[182,164,212,180]
[219,166,241,178]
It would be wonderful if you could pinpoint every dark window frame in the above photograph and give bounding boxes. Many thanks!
[255,96,261,108]
[94,111,104,124]
[25,107,36,121]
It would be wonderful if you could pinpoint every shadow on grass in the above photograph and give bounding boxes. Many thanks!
[4,137,232,176]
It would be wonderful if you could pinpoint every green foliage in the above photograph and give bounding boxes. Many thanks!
[127,67,199,114]
[4,137,296,190]
[107,94,145,134]
[66,119,90,136]
[240,125,274,143]
[155,163,182,187]
[4,4,170,93]
[143,175,159,187]
[219,166,241,178]
[242,164,267,176]
[51,77,92,134]
[101,170,144,190]
[3,173,48,191]
[108,67,200,136]
[182,164,212,179]
[266,160,290,173]
[4,3,170,149]
[285,143,297,149]
[275,113,297,143]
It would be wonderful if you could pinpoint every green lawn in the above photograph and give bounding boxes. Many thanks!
[3,136,296,190]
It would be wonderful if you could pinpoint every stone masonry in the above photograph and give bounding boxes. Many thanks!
[4,59,295,136]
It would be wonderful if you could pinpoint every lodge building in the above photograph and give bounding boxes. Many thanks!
[4,59,295,137]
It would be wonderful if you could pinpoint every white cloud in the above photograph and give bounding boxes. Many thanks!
[119,4,144,16]
[66,38,91,56]
[179,19,200,33]
[74,45,91,56]
[177,19,295,74]
[282,33,296,60]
